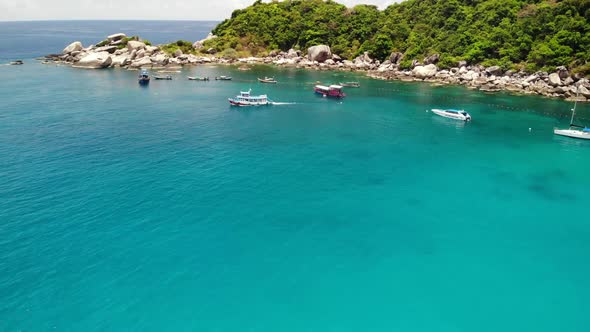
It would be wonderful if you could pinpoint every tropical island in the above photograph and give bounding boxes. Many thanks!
[46,0,589,101]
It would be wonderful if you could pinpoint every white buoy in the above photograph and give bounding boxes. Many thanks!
[529,128,532,132]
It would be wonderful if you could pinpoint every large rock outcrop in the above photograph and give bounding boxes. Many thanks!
[307,45,332,63]
[63,41,83,54]
[461,70,479,81]
[287,49,300,59]
[423,54,440,65]
[107,33,126,41]
[389,52,403,64]
[74,52,112,69]
[556,66,569,79]
[354,52,372,64]
[129,57,152,68]
[193,32,217,50]
[548,73,562,86]
[486,66,504,76]
[578,85,590,98]
[110,55,130,67]
[127,41,146,52]
[412,64,437,78]
[151,54,169,66]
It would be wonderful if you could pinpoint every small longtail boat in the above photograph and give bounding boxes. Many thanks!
[258,77,277,84]
[339,81,360,88]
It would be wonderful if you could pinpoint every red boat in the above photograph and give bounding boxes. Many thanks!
[314,84,346,98]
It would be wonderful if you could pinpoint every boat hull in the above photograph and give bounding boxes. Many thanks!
[228,98,270,106]
[432,109,471,121]
[553,129,590,140]
[314,88,345,98]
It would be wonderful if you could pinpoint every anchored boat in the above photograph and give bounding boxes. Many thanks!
[339,81,360,88]
[554,127,590,139]
[554,90,590,140]
[432,109,471,121]
[138,70,150,85]
[215,76,232,81]
[314,85,346,98]
[258,77,277,84]
[228,89,271,106]
[154,75,172,80]
[188,76,209,81]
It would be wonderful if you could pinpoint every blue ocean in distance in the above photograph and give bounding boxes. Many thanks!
[0,20,218,61]
[1,21,590,332]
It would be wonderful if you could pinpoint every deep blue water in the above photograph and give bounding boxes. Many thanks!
[1,21,590,332]
[0,20,217,61]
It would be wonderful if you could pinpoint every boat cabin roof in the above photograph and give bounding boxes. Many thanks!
[237,90,267,99]
[446,109,467,114]
[316,85,343,90]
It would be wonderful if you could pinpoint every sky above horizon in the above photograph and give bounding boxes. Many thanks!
[0,0,401,21]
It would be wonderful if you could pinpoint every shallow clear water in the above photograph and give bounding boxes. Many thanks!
[1,33,590,331]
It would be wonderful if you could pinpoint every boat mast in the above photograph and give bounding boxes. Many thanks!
[570,86,579,126]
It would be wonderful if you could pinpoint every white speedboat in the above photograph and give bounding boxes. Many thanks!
[432,109,471,121]
[553,89,590,140]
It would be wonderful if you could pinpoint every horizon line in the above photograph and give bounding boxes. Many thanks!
[0,19,222,23]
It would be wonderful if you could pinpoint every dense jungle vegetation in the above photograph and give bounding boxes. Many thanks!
[204,0,589,74]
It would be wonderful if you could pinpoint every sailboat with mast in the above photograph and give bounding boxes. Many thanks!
[553,87,590,140]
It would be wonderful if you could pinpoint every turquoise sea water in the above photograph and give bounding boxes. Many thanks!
[1,26,590,331]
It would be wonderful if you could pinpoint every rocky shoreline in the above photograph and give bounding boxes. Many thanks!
[45,34,589,102]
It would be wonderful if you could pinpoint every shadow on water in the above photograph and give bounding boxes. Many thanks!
[527,170,577,202]
[429,112,468,130]
[553,134,590,148]
[527,182,577,202]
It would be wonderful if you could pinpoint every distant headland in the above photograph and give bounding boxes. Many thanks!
[43,0,590,101]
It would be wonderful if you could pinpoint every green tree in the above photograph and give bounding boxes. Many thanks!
[205,0,589,74]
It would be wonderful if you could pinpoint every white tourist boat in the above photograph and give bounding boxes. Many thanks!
[553,90,590,140]
[228,89,271,106]
[432,108,471,121]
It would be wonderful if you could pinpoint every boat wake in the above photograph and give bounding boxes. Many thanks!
[270,102,297,105]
